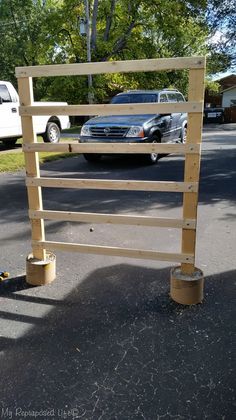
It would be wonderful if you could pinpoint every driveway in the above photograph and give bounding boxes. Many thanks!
[0,126,235,419]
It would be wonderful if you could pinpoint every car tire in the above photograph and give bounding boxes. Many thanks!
[83,153,102,163]
[144,136,160,164]
[43,122,61,143]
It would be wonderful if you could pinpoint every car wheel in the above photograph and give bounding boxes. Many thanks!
[181,125,187,144]
[83,153,102,163]
[144,137,160,164]
[43,122,61,143]
[2,138,17,146]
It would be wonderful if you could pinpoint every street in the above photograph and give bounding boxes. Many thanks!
[0,126,235,419]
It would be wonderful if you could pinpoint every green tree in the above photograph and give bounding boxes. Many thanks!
[0,0,233,103]
[207,0,236,70]
[46,0,210,102]
[0,0,62,92]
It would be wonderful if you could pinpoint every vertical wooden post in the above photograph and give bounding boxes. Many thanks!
[18,77,46,261]
[181,64,205,275]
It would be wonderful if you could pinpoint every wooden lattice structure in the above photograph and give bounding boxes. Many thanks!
[16,57,206,304]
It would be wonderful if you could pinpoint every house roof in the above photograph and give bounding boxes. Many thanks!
[216,74,236,91]
[216,74,236,82]
[222,85,236,93]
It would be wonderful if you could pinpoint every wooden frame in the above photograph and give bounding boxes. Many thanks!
[16,56,205,274]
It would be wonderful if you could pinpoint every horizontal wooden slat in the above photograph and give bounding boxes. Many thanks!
[30,210,196,229]
[23,142,200,154]
[16,57,205,78]
[33,240,194,263]
[19,101,202,116]
[26,177,198,192]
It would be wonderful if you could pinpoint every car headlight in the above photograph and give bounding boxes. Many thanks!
[126,126,144,138]
[80,125,91,136]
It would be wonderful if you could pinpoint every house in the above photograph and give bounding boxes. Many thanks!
[204,74,236,122]
[205,74,236,107]
[221,85,236,107]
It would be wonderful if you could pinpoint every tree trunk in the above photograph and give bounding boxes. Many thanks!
[91,0,99,52]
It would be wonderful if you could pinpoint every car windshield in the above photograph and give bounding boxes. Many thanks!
[111,94,157,104]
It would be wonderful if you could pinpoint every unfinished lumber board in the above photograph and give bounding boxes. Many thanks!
[23,142,200,154]
[16,57,205,78]
[33,240,195,264]
[19,101,202,117]
[17,77,45,261]
[26,177,198,193]
[29,210,196,229]
[181,65,205,274]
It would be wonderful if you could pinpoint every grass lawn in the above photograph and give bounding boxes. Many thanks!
[0,135,79,173]
[0,151,77,173]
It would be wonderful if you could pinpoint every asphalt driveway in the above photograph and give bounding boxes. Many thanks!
[0,126,235,419]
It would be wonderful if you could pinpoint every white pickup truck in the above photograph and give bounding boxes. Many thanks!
[0,81,70,145]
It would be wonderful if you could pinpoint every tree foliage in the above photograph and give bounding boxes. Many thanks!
[207,0,236,70]
[0,0,233,103]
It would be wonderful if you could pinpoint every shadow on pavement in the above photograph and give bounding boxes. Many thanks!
[0,275,31,294]
[0,143,21,152]
[0,264,235,419]
[0,145,235,244]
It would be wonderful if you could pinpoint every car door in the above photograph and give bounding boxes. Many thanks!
[166,92,180,140]
[175,92,186,137]
[0,84,21,138]
[158,93,173,142]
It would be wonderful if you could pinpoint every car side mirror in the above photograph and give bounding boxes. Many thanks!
[0,96,3,105]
